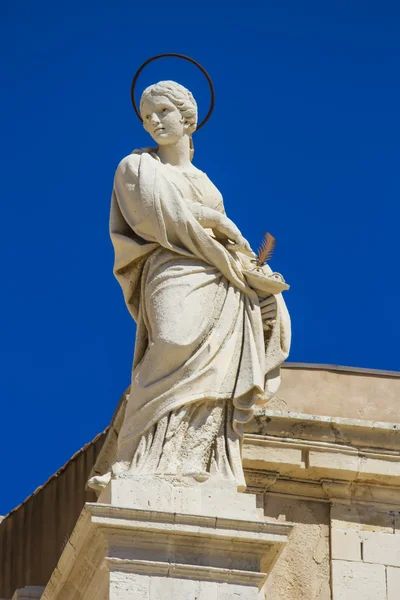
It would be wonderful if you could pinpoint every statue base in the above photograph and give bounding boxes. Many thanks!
[97,474,258,519]
[42,476,293,600]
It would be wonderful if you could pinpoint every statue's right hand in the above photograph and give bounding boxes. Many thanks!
[213,215,254,257]
[187,205,254,257]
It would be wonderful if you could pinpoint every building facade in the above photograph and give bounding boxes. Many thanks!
[1,363,400,599]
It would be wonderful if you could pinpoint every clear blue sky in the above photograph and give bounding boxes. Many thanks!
[1,1,399,515]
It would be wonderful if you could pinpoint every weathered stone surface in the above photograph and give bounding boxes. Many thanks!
[359,455,400,479]
[243,434,400,503]
[113,573,221,600]
[270,365,400,422]
[362,531,400,567]
[308,449,358,475]
[331,528,362,562]
[243,442,305,471]
[248,405,400,451]
[217,582,257,600]
[331,560,386,600]
[387,566,400,600]
[331,504,394,533]
[262,497,331,599]
[394,513,400,534]
[98,476,258,520]
[110,571,150,600]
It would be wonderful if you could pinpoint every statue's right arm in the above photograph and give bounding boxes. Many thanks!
[188,204,253,257]
[187,203,225,229]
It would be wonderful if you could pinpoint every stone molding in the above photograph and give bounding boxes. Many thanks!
[249,409,400,450]
[283,362,400,378]
[105,557,266,586]
[243,411,400,508]
[42,499,293,600]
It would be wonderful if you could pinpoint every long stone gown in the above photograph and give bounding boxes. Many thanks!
[102,150,291,491]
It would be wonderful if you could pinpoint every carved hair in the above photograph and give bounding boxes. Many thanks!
[140,80,198,128]
[140,80,198,159]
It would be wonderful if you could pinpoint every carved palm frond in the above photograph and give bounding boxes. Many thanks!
[257,232,276,265]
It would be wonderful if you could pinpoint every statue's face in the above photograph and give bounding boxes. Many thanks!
[141,95,187,145]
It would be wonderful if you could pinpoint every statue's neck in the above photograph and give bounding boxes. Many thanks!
[156,135,191,169]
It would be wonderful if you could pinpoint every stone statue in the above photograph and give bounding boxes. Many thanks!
[88,80,291,493]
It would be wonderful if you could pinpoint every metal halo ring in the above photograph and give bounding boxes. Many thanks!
[131,53,215,131]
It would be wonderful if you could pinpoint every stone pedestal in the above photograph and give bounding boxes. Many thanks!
[42,476,292,600]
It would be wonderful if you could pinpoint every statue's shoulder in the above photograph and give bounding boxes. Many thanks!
[117,152,141,175]
[116,148,158,177]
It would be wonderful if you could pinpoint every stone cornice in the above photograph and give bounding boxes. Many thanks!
[248,409,400,450]
[282,362,400,378]
[89,503,292,546]
[243,412,400,508]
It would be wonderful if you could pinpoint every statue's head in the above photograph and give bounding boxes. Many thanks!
[140,81,198,149]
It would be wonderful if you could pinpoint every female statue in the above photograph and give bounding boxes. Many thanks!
[88,80,290,492]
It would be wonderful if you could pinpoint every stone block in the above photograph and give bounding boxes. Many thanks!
[189,580,219,600]
[149,576,176,598]
[201,485,257,519]
[362,531,400,567]
[358,456,400,479]
[331,560,386,600]
[387,567,400,600]
[217,582,256,600]
[98,476,201,513]
[331,504,394,533]
[243,444,304,470]
[97,476,258,520]
[308,450,358,474]
[331,529,361,561]
[110,571,150,600]
[351,484,400,506]
[263,497,331,600]
[111,572,252,600]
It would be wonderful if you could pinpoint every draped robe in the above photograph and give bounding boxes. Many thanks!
[105,151,291,490]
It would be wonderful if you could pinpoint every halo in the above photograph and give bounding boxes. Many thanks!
[130,53,215,131]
